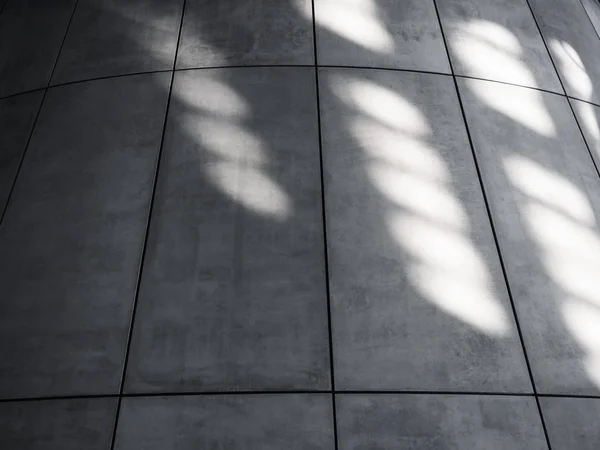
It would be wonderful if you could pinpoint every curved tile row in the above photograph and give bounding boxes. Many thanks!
[3,65,600,399]
[2,0,600,102]
[1,394,600,449]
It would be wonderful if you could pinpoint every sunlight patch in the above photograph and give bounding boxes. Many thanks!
[452,20,536,88]
[467,79,555,136]
[550,39,593,99]
[314,0,394,53]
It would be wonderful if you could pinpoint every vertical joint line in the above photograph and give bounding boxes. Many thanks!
[577,0,600,42]
[525,0,600,192]
[523,0,567,97]
[0,89,47,228]
[310,1,339,449]
[109,2,187,450]
[0,0,80,228]
[434,0,553,447]
[48,0,80,84]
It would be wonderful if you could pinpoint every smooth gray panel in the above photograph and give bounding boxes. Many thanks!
[437,0,561,92]
[176,0,313,68]
[320,67,530,391]
[458,78,600,394]
[529,0,600,103]
[541,397,600,450]
[0,73,170,399]
[114,395,334,450]
[337,394,547,450]
[0,0,76,97]
[52,0,184,84]
[0,91,43,214]
[125,67,330,393]
[314,0,450,72]
[0,398,117,450]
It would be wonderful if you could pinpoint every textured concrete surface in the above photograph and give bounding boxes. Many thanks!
[337,394,547,449]
[1,0,600,447]
[177,0,314,68]
[320,67,530,392]
[114,395,334,449]
[124,67,330,393]
[0,73,170,398]
[582,0,600,36]
[0,92,43,213]
[315,0,450,72]
[541,397,600,450]
[0,398,117,450]
[570,97,600,169]
[458,78,600,395]
[529,0,600,103]
[437,0,562,91]
[0,0,76,97]
[52,0,184,84]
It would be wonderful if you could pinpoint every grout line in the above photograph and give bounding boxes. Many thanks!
[338,390,533,397]
[568,94,600,109]
[524,5,600,446]
[523,0,568,97]
[0,86,47,101]
[5,390,600,404]
[311,2,339,450]
[0,89,46,228]
[108,2,188,449]
[0,394,120,403]
[115,0,186,400]
[3,65,600,111]
[119,390,331,397]
[566,94,600,180]
[577,0,600,42]
[318,64,452,78]
[113,70,176,396]
[106,69,174,450]
[47,0,80,87]
[538,392,600,399]
[49,69,173,90]
[0,0,80,229]
[455,73,564,97]
[175,63,314,72]
[432,1,554,449]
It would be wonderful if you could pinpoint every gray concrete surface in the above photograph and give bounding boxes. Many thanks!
[541,397,600,450]
[51,0,184,84]
[124,67,330,393]
[458,78,600,395]
[437,0,562,91]
[0,0,76,97]
[320,67,530,392]
[1,0,600,447]
[0,92,43,213]
[337,394,547,449]
[0,398,117,450]
[177,0,314,68]
[314,0,451,72]
[0,73,170,398]
[114,395,334,449]
[530,0,600,103]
